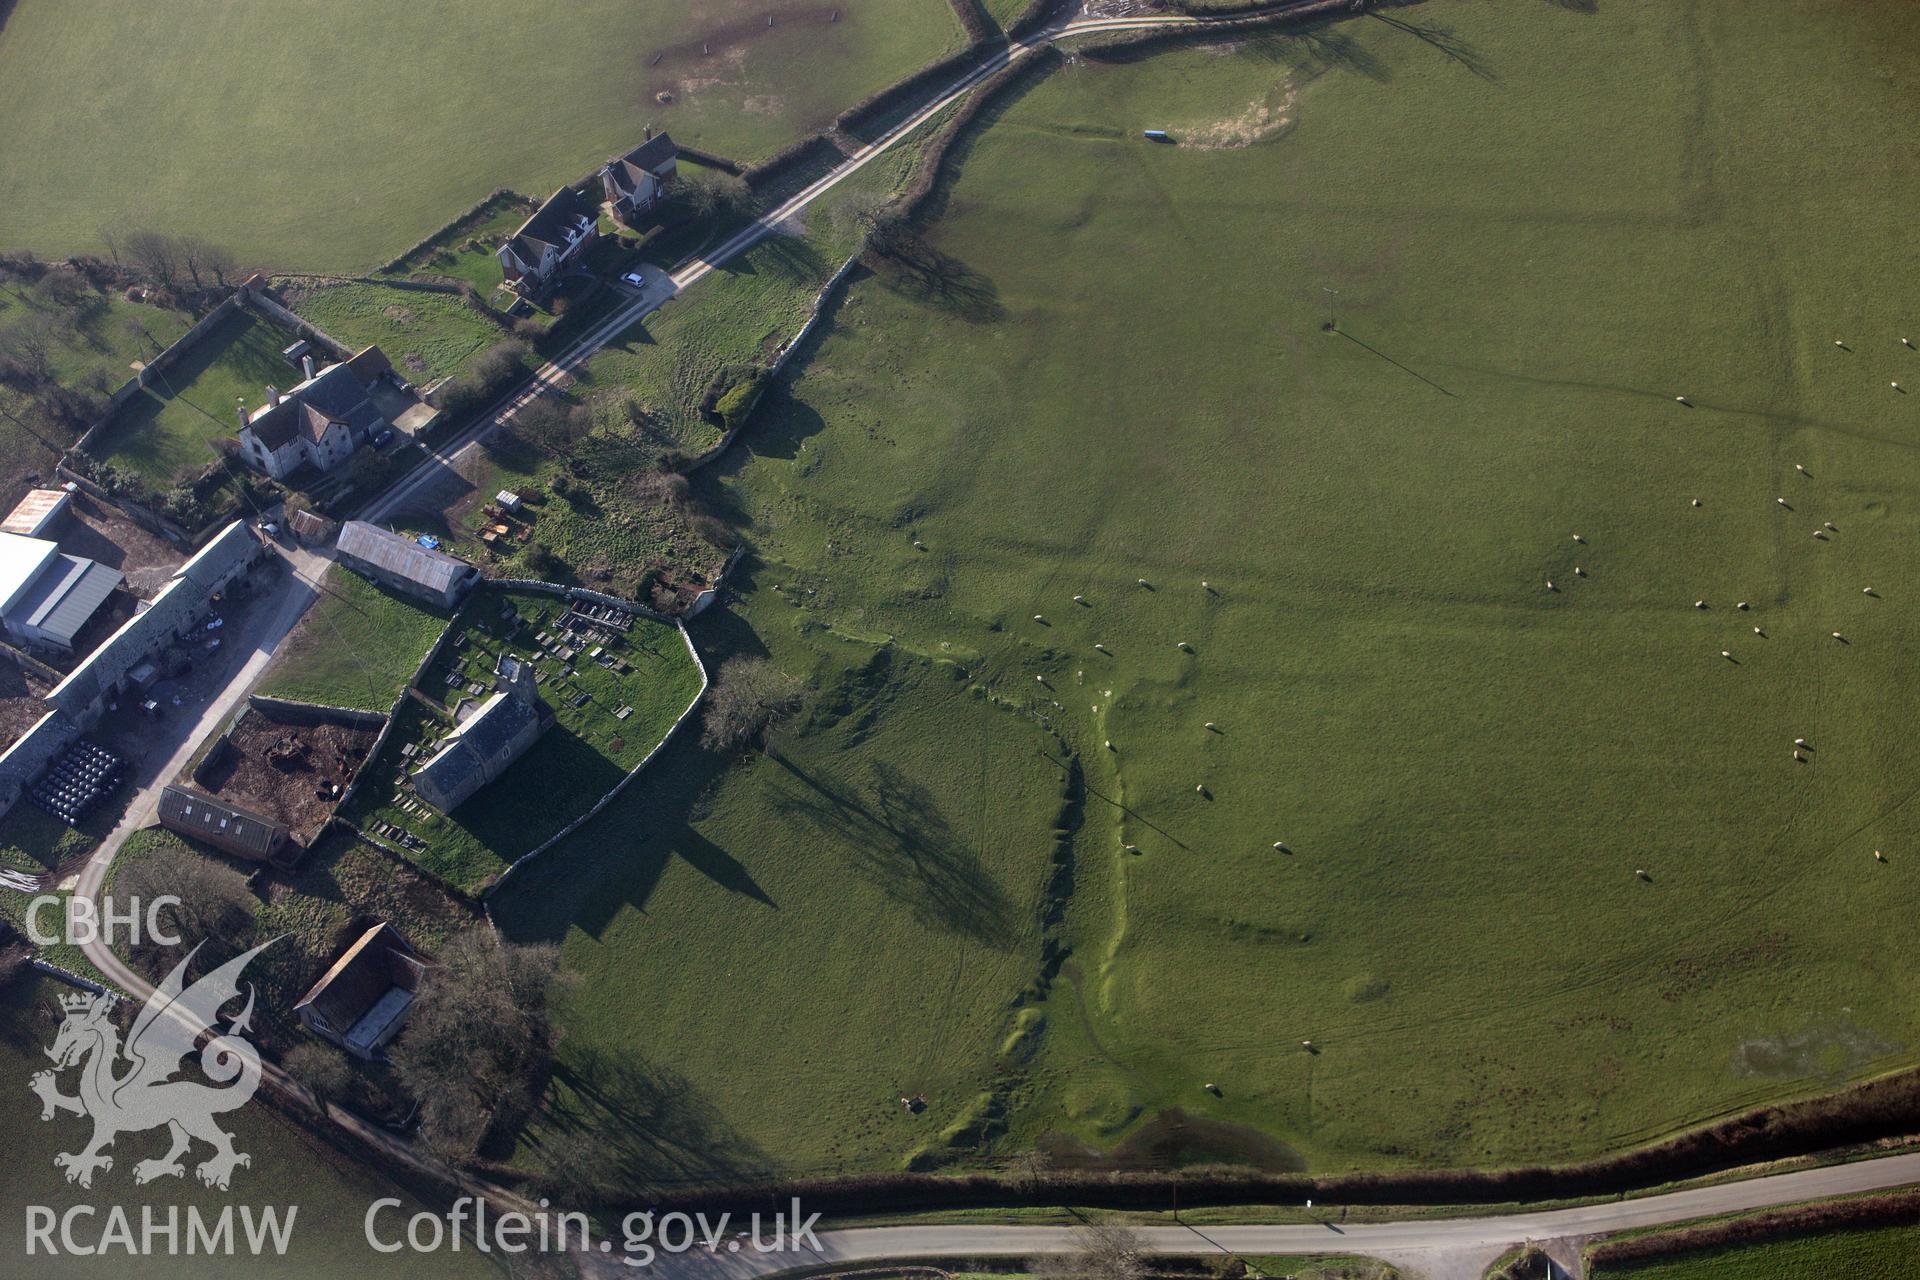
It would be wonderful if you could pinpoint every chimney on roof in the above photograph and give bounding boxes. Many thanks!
[266,384,281,407]
[301,354,316,381]
[237,397,249,430]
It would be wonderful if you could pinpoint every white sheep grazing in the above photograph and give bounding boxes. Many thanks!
[1572,533,1585,543]
[1177,641,1193,652]
[1574,567,1586,577]
[1675,396,1690,404]
[1138,578,1151,588]
[1692,498,1703,508]
[1737,601,1750,610]
[1794,737,1808,748]
[1777,497,1790,507]
[1833,631,1846,640]
[1273,841,1290,852]
[1205,721,1218,731]
[1033,614,1046,624]
[1105,739,1115,751]
[1824,521,1838,531]
[1814,530,1828,540]
[1864,586,1876,595]
[1875,849,1887,862]
[1722,650,1733,660]
[1547,580,1556,592]
[1794,750,1806,762]
[1835,340,1846,348]
[1073,594,1085,604]
[1753,626,1764,635]
[1695,599,1707,609]
[1795,464,1807,474]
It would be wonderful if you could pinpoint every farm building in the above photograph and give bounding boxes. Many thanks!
[238,346,430,481]
[0,531,123,653]
[293,922,425,1060]
[335,521,478,608]
[411,653,552,813]
[0,488,72,538]
[156,782,292,866]
[289,508,339,545]
[41,520,263,728]
[600,132,678,224]
[497,186,599,296]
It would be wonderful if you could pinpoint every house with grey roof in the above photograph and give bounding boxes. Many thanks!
[411,652,552,813]
[294,923,425,1060]
[335,522,478,608]
[497,186,599,296]
[601,133,678,224]
[237,346,403,481]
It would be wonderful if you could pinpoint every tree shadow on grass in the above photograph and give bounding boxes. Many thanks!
[876,244,1004,325]
[532,1045,775,1199]
[1243,24,1393,82]
[765,754,1019,949]
[1368,11,1497,80]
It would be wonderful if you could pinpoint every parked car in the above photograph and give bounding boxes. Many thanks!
[621,271,647,287]
[259,520,279,536]
[373,428,394,447]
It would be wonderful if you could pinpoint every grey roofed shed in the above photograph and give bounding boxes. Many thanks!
[12,555,122,648]
[335,521,474,604]
[157,783,290,863]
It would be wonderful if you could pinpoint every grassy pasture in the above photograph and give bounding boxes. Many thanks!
[88,307,290,488]
[0,281,191,489]
[285,282,502,383]
[1591,1222,1920,1280]
[492,624,1069,1182]
[0,0,966,271]
[256,565,453,712]
[589,0,1920,1177]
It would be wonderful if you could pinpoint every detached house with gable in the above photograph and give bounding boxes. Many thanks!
[237,347,403,481]
[497,186,599,296]
[600,133,678,225]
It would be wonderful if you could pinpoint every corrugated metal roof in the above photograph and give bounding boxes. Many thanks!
[15,555,122,646]
[157,783,287,860]
[337,522,471,595]
[0,489,70,538]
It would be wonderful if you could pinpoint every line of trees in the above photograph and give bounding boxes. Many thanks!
[104,228,240,295]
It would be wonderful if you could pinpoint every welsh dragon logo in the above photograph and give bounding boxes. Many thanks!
[30,939,280,1190]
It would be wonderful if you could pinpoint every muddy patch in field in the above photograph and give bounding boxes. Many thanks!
[1732,1015,1895,1081]
[1181,82,1299,149]
[647,3,850,102]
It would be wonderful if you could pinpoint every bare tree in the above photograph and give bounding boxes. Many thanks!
[1031,1223,1149,1280]
[124,231,182,292]
[834,190,912,258]
[682,171,754,222]
[390,928,567,1160]
[701,656,803,754]
[514,398,591,457]
[116,844,256,975]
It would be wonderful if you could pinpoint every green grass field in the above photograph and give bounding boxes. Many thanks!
[285,282,502,383]
[88,307,291,488]
[1592,1222,1920,1280]
[0,0,966,271]
[0,279,191,485]
[257,565,454,711]
[378,191,532,293]
[343,588,705,891]
[0,973,500,1278]
[490,0,1920,1178]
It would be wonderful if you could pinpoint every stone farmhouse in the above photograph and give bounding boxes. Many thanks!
[497,186,599,297]
[238,346,430,481]
[335,521,478,609]
[411,653,551,813]
[600,133,678,224]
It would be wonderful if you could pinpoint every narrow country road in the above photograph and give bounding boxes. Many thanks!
[625,1151,1920,1280]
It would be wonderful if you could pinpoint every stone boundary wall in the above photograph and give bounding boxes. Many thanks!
[330,604,462,817]
[682,249,864,477]
[485,616,708,899]
[376,188,522,275]
[71,290,246,458]
[244,693,388,728]
[31,959,108,995]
